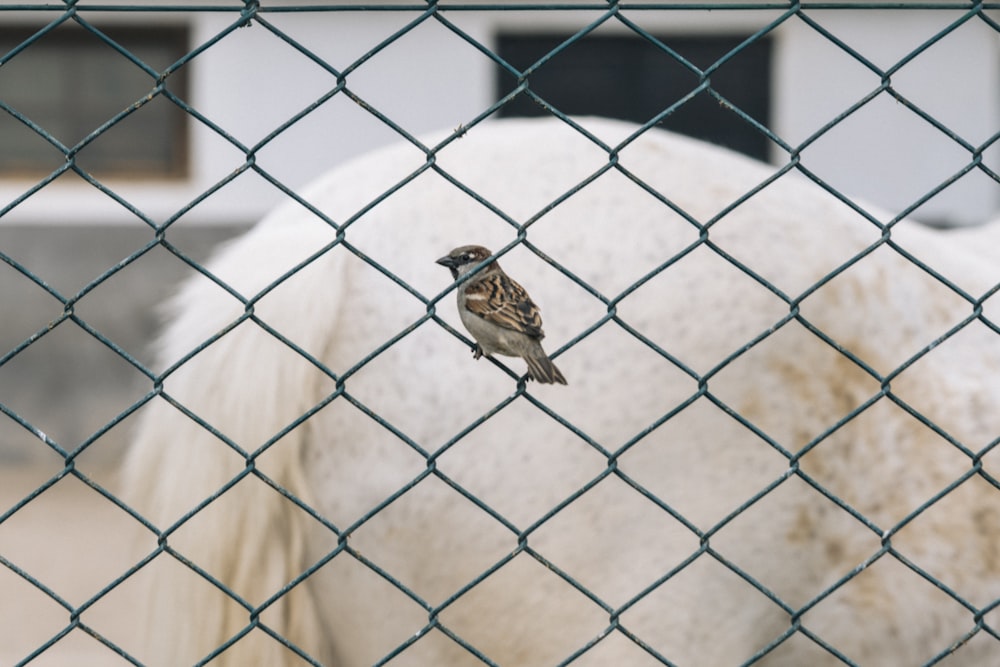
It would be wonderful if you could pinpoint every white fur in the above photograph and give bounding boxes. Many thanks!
[121,118,1000,665]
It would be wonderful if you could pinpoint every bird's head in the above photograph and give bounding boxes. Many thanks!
[436,245,494,280]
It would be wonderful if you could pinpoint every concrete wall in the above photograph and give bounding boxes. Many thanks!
[774,10,1000,226]
[0,224,247,464]
[1,8,996,227]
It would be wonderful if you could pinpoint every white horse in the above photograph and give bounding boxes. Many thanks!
[120,117,1000,666]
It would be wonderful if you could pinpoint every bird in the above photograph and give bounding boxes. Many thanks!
[436,245,567,385]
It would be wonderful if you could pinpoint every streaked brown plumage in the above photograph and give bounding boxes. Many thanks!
[436,245,567,384]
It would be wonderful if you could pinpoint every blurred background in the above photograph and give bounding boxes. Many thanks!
[0,4,998,662]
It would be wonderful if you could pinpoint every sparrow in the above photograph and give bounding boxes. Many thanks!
[436,245,567,385]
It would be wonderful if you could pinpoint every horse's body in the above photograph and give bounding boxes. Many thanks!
[122,118,1000,665]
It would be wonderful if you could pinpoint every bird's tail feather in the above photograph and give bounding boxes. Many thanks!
[525,352,567,385]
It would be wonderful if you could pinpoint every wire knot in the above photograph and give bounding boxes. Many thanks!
[240,0,259,27]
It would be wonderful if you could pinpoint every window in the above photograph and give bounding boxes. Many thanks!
[0,23,190,179]
[496,33,772,161]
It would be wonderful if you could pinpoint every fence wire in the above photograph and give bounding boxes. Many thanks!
[1,1,999,665]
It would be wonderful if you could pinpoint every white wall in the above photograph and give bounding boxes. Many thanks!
[0,7,997,227]
[773,10,1000,226]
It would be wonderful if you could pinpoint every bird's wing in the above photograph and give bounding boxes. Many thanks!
[464,272,545,339]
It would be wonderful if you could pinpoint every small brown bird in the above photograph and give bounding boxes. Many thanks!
[436,245,567,385]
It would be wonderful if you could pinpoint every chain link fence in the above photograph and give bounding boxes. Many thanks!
[2,1,1000,665]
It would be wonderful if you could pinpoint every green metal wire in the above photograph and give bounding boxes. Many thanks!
[1,1,998,665]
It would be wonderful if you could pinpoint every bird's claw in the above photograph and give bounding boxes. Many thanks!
[471,344,483,360]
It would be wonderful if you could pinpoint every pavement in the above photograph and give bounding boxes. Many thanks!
[0,463,147,666]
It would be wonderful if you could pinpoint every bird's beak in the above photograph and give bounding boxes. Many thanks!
[436,255,458,269]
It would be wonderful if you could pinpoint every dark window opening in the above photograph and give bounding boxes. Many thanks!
[0,23,190,179]
[496,33,772,161]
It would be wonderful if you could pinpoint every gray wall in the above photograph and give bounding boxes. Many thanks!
[0,224,248,465]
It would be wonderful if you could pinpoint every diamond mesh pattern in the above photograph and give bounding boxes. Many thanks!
[1,2,999,665]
